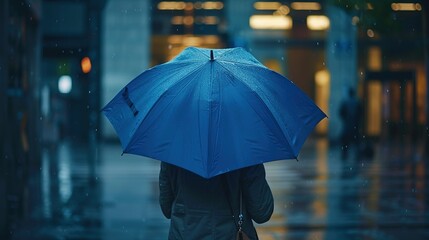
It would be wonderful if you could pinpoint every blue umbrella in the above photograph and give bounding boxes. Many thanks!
[103,47,326,178]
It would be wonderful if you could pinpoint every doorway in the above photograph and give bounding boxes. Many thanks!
[363,70,417,140]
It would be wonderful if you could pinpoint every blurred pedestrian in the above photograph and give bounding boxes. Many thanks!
[339,87,362,160]
[159,162,274,240]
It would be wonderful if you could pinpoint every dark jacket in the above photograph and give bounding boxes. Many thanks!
[159,162,274,240]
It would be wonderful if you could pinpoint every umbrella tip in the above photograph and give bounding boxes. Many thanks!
[210,50,214,61]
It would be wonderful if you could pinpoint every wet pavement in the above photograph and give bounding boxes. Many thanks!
[10,137,429,240]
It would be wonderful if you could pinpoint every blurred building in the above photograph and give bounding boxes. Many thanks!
[1,1,42,238]
[41,0,105,142]
[137,0,427,143]
[1,0,105,238]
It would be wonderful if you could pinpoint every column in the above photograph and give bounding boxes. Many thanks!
[326,5,358,141]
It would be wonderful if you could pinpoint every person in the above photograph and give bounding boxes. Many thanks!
[159,162,274,240]
[339,87,362,160]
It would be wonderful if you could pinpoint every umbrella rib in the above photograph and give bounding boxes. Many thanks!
[124,62,208,152]
[215,62,297,157]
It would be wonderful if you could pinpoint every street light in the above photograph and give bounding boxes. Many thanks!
[58,75,72,94]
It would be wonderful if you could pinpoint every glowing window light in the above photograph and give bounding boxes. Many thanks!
[168,35,183,44]
[158,1,186,10]
[58,75,72,94]
[171,16,194,25]
[184,2,193,10]
[291,2,321,10]
[81,57,91,73]
[274,5,290,15]
[171,16,183,25]
[203,16,219,24]
[352,16,360,25]
[183,36,203,46]
[202,1,223,10]
[250,15,292,30]
[183,16,194,25]
[307,15,330,30]
[195,16,218,24]
[204,35,219,44]
[391,3,422,11]
[254,2,282,10]
[367,29,375,38]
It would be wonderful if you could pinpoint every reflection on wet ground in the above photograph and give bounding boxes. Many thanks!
[11,138,429,240]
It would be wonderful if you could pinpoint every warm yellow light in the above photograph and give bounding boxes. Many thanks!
[167,35,219,47]
[81,57,91,73]
[254,2,281,10]
[315,70,330,134]
[249,15,292,30]
[171,16,183,25]
[307,15,330,30]
[315,70,329,86]
[168,35,183,44]
[274,5,290,15]
[352,16,360,25]
[183,36,202,46]
[391,3,422,11]
[291,2,321,10]
[183,16,194,25]
[203,16,219,24]
[367,29,375,38]
[171,16,194,25]
[158,1,186,10]
[416,3,422,11]
[367,82,382,135]
[184,2,193,10]
[368,47,382,70]
[204,35,219,44]
[202,1,223,10]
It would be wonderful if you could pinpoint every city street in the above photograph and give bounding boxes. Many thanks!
[10,137,429,240]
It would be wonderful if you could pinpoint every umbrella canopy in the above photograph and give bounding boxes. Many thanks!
[103,47,326,178]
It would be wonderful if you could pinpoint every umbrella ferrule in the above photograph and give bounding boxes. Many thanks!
[210,50,214,61]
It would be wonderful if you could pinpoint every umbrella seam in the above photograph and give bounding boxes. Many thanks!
[215,61,297,157]
[124,62,209,152]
